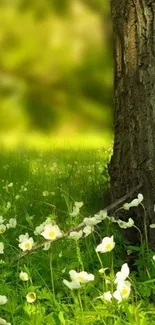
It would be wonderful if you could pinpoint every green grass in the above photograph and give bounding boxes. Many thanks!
[0,146,155,325]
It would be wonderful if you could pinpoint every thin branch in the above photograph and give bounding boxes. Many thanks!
[105,183,142,212]
[12,183,142,263]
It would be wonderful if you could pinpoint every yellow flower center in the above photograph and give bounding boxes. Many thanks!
[49,231,55,238]
[121,288,128,296]
[25,242,31,249]
[105,243,112,250]
[0,228,4,233]
[77,275,84,281]
[29,293,35,299]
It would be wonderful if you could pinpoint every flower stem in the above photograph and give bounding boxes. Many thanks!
[49,251,56,305]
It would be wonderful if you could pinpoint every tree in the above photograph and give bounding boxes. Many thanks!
[109,0,155,247]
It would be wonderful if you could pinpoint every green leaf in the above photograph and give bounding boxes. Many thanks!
[58,311,66,325]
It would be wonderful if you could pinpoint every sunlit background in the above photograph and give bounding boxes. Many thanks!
[0,0,113,148]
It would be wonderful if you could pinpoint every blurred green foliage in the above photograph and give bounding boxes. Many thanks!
[0,0,112,135]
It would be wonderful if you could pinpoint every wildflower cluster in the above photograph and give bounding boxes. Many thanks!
[0,216,17,254]
[0,190,150,324]
[97,263,131,303]
[63,234,131,303]
[0,216,17,234]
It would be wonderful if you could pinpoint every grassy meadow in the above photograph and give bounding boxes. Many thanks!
[0,141,155,325]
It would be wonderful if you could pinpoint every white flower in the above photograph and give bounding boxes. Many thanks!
[123,203,130,211]
[41,224,62,240]
[138,193,143,202]
[0,216,4,224]
[19,233,29,242]
[15,195,20,200]
[63,279,81,290]
[128,199,139,207]
[114,280,131,302]
[115,263,130,284]
[123,193,144,210]
[103,291,112,301]
[69,230,83,240]
[19,271,29,281]
[96,236,115,253]
[43,191,49,197]
[117,218,134,229]
[18,234,34,251]
[6,218,17,229]
[108,216,117,223]
[117,220,128,229]
[113,289,122,302]
[0,224,6,234]
[150,224,155,229]
[70,202,83,217]
[94,210,107,221]
[0,295,7,305]
[0,317,11,325]
[8,183,13,187]
[96,291,112,302]
[152,255,155,261]
[83,225,94,237]
[6,202,11,209]
[84,217,101,226]
[69,270,94,283]
[34,224,44,235]
[26,292,36,303]
[74,202,83,208]
[126,218,134,227]
[70,206,79,217]
[0,242,4,254]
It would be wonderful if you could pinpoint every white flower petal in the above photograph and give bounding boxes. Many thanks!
[117,220,128,229]
[83,225,94,237]
[69,230,83,240]
[41,224,62,240]
[137,193,143,203]
[0,242,4,254]
[69,270,94,283]
[19,271,29,281]
[128,198,139,208]
[74,202,83,208]
[103,291,112,301]
[113,290,122,302]
[96,236,115,253]
[0,296,7,305]
[63,279,81,290]
[26,292,36,303]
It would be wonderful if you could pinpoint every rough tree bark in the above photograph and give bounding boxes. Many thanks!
[109,0,155,247]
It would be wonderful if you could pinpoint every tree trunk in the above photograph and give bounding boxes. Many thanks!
[109,0,155,247]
